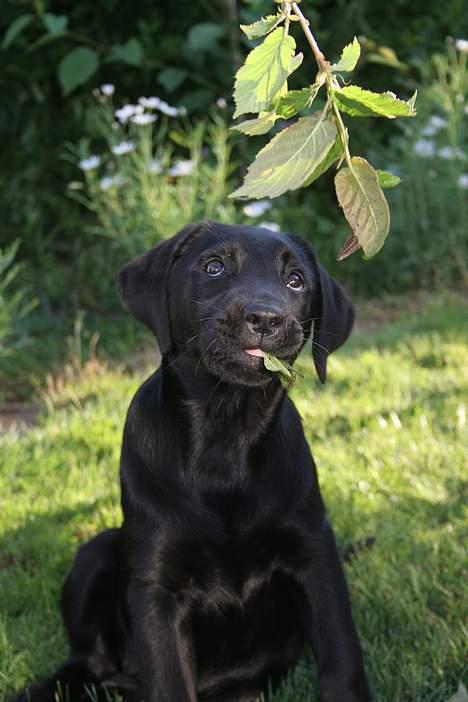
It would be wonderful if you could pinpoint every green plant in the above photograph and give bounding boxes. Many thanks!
[382,40,468,288]
[68,92,240,258]
[0,242,36,359]
[229,1,417,260]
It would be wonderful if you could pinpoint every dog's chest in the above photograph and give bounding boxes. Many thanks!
[156,516,309,608]
[154,520,309,687]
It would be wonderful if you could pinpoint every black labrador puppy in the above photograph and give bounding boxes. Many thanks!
[14,221,370,702]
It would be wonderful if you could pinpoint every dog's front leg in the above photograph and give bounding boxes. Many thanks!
[129,584,197,702]
[304,521,371,702]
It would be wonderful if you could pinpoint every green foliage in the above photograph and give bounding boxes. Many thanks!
[262,351,296,387]
[334,86,417,119]
[335,157,390,259]
[1,0,466,387]
[230,2,417,260]
[331,37,361,73]
[376,170,401,189]
[231,113,338,198]
[0,243,36,359]
[1,296,466,700]
[2,14,33,49]
[240,14,284,40]
[58,47,99,95]
[69,97,238,260]
[233,28,303,118]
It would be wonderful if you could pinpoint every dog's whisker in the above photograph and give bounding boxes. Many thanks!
[203,375,224,413]
[309,339,331,354]
[187,297,225,315]
[195,338,217,376]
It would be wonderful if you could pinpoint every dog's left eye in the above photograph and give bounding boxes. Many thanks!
[205,259,225,277]
[286,271,304,291]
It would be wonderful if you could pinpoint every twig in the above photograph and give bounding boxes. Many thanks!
[290,3,329,73]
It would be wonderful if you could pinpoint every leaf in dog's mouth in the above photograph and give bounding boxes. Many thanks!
[262,352,296,387]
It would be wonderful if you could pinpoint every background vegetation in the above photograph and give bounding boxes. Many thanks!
[1,0,467,399]
[0,2,467,699]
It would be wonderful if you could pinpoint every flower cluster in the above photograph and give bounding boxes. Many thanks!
[113,96,186,125]
[77,91,194,186]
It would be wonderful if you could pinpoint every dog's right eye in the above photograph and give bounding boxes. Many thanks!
[205,259,225,277]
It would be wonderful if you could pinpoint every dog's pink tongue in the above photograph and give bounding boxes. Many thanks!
[245,348,264,358]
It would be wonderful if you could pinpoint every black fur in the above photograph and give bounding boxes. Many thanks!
[14,222,370,702]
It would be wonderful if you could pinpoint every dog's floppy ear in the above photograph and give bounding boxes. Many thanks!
[117,223,202,354]
[312,262,354,383]
[292,236,354,383]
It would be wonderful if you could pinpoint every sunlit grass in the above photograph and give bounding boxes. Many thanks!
[0,294,466,701]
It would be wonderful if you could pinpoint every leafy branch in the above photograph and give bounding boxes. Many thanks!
[229,0,417,259]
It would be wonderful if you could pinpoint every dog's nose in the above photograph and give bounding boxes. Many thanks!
[244,303,285,336]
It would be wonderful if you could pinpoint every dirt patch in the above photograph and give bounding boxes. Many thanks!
[0,403,39,433]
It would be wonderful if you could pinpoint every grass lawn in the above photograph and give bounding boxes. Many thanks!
[0,293,467,702]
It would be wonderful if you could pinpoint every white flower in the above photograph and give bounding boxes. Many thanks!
[147,159,163,174]
[457,174,468,189]
[99,175,125,190]
[421,115,448,137]
[168,160,194,177]
[242,200,272,217]
[111,140,135,156]
[216,98,227,109]
[429,115,448,129]
[130,113,158,125]
[413,139,435,157]
[421,124,438,137]
[115,104,143,124]
[159,104,179,117]
[438,146,465,160]
[258,221,280,232]
[139,96,162,109]
[455,39,468,53]
[78,155,101,171]
[139,96,182,117]
[100,84,115,96]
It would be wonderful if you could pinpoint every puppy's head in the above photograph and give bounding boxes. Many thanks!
[118,221,353,385]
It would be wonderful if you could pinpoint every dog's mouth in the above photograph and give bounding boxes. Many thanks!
[198,335,302,386]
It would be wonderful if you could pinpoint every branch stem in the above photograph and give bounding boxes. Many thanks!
[290,3,329,73]
[331,95,353,170]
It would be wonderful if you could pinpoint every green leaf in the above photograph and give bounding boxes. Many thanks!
[2,14,33,49]
[157,68,187,92]
[187,22,224,52]
[376,170,401,189]
[334,85,417,118]
[263,352,296,387]
[302,135,344,187]
[233,28,303,118]
[276,85,320,119]
[367,46,407,71]
[240,14,284,40]
[106,38,143,66]
[230,113,337,199]
[231,112,278,136]
[58,47,99,96]
[263,353,292,377]
[331,37,361,72]
[335,156,390,259]
[42,13,68,36]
